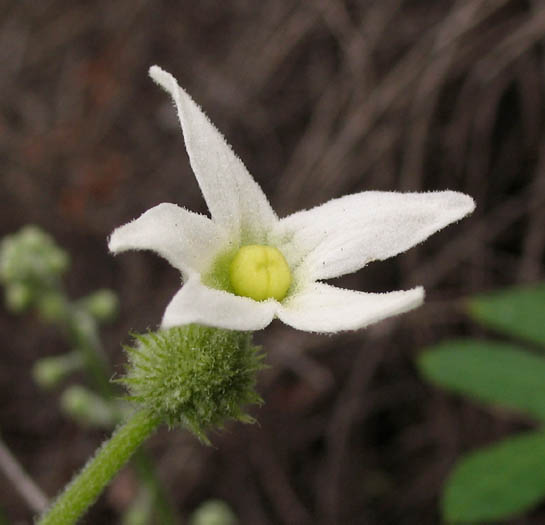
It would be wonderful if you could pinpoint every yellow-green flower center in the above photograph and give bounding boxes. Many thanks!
[229,245,291,302]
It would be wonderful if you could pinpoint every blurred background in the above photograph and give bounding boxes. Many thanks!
[1,0,545,523]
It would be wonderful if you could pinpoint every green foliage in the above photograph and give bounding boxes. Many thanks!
[120,325,265,442]
[416,281,545,523]
[443,431,545,523]
[418,340,545,423]
[467,283,545,347]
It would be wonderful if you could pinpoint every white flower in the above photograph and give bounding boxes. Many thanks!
[108,66,475,333]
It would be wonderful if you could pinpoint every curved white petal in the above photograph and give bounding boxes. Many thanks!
[162,278,278,330]
[277,282,424,332]
[272,191,475,280]
[108,203,227,275]
[149,66,277,244]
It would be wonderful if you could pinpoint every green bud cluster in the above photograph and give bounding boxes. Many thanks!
[0,226,119,330]
[120,325,264,443]
[0,226,69,313]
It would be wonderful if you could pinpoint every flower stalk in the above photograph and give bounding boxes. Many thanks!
[37,408,161,525]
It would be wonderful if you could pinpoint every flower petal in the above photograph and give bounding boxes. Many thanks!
[108,203,227,275]
[149,66,277,244]
[162,277,277,330]
[277,282,424,332]
[272,191,475,280]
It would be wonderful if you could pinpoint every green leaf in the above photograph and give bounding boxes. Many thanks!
[467,282,545,347]
[418,339,545,422]
[443,431,545,522]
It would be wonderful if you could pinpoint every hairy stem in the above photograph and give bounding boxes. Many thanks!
[57,295,177,521]
[37,409,161,525]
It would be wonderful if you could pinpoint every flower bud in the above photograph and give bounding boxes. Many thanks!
[4,282,34,312]
[189,500,238,525]
[61,385,118,428]
[32,352,83,389]
[79,289,119,323]
[122,487,152,525]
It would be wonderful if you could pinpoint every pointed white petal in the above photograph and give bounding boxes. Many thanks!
[276,282,424,332]
[108,203,227,275]
[272,191,475,280]
[162,278,277,330]
[149,66,277,244]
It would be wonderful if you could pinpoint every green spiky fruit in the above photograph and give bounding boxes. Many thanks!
[120,325,264,443]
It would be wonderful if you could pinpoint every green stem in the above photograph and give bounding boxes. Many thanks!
[40,289,178,521]
[54,294,178,522]
[37,409,161,525]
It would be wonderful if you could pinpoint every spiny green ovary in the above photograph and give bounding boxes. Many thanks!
[120,325,264,442]
[229,245,292,302]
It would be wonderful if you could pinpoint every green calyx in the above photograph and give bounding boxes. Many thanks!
[120,325,264,443]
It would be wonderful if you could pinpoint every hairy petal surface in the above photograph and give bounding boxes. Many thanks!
[277,282,424,332]
[273,191,475,280]
[149,66,277,244]
[108,203,227,276]
[162,277,278,330]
